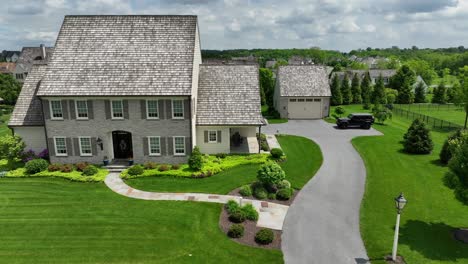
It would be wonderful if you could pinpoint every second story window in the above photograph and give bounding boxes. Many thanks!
[146,100,159,119]
[172,99,184,119]
[50,100,63,119]
[111,100,124,119]
[75,100,88,119]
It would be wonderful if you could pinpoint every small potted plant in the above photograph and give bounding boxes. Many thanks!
[128,156,134,166]
[103,156,109,166]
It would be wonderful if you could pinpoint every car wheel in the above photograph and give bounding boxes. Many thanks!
[342,123,348,129]
[364,124,371,129]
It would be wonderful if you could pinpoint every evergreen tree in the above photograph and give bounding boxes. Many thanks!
[397,80,414,104]
[447,83,462,103]
[341,75,352,105]
[414,81,426,103]
[361,72,372,109]
[389,65,416,91]
[372,75,387,104]
[403,119,434,154]
[351,73,362,104]
[330,74,342,105]
[259,68,275,108]
[432,82,447,104]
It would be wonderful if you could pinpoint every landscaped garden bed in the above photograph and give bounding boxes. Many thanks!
[228,185,298,206]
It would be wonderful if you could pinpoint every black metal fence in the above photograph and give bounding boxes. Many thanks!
[394,103,463,112]
[392,106,462,130]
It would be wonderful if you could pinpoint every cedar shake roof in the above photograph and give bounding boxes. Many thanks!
[278,65,331,97]
[37,15,197,97]
[9,65,47,126]
[196,65,264,126]
[16,47,54,73]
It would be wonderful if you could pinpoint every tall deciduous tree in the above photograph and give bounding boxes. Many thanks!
[372,75,387,104]
[390,65,416,91]
[341,75,352,105]
[351,73,362,104]
[361,72,372,109]
[414,81,426,103]
[432,82,447,104]
[259,68,275,108]
[397,80,414,104]
[330,74,342,105]
[0,74,22,105]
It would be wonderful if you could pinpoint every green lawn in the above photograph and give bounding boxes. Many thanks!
[0,178,282,263]
[276,135,323,189]
[353,113,468,263]
[262,105,288,124]
[395,104,466,127]
[0,113,11,136]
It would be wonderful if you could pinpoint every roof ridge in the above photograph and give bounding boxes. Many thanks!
[64,15,197,18]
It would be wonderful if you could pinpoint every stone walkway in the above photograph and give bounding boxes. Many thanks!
[104,173,289,230]
[266,134,282,150]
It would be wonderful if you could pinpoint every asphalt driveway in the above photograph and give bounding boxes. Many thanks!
[264,120,382,264]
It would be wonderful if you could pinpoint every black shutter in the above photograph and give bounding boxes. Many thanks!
[185,137,191,156]
[204,131,208,143]
[91,137,97,156]
[62,100,69,119]
[69,100,75,119]
[123,100,129,119]
[160,137,166,155]
[143,137,148,156]
[167,137,173,155]
[141,100,146,119]
[166,100,172,119]
[87,100,94,119]
[217,131,222,143]
[66,138,72,156]
[105,100,111,119]
[47,138,55,156]
[184,99,190,119]
[73,138,80,156]
[159,100,165,119]
[42,100,50,120]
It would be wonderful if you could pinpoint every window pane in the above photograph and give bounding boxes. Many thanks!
[298,98,305,102]
[55,137,67,154]
[174,137,185,154]
[51,101,63,118]
[76,101,88,118]
[209,131,217,142]
[80,137,92,155]
[149,137,161,154]
[147,100,159,118]
[173,100,184,118]
[112,101,123,118]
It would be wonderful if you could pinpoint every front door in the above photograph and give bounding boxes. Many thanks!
[112,131,133,159]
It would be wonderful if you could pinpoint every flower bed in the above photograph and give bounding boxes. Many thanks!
[5,167,109,182]
[120,154,269,179]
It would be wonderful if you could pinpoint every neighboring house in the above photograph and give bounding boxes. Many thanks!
[14,44,53,83]
[0,50,20,62]
[9,15,264,165]
[412,75,428,92]
[332,69,396,86]
[288,56,314,65]
[273,65,331,119]
[0,62,16,76]
[349,56,390,69]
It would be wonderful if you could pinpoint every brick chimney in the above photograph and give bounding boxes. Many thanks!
[40,44,46,60]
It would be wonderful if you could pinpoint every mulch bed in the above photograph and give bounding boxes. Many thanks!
[453,228,468,244]
[219,207,282,249]
[384,255,406,264]
[228,187,298,206]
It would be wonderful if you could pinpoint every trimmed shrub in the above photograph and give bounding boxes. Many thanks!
[403,119,433,154]
[225,200,240,215]
[270,148,283,159]
[75,162,89,172]
[215,153,228,159]
[144,161,158,170]
[82,165,98,176]
[257,162,286,185]
[171,164,181,170]
[158,164,170,172]
[239,185,252,196]
[242,204,259,221]
[439,129,468,164]
[60,164,73,173]
[444,171,461,189]
[277,179,291,190]
[127,165,144,176]
[253,185,268,200]
[48,163,61,172]
[455,187,468,205]
[267,193,276,200]
[188,146,203,171]
[255,228,274,245]
[25,159,48,174]
[227,224,244,238]
[260,142,269,151]
[277,188,293,200]
[228,210,246,223]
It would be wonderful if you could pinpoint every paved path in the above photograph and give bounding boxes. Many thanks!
[264,120,382,264]
[104,173,289,230]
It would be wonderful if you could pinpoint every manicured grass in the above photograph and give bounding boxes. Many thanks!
[0,113,11,136]
[0,178,282,263]
[396,104,466,127]
[267,118,288,124]
[353,114,468,263]
[126,164,259,194]
[276,135,323,189]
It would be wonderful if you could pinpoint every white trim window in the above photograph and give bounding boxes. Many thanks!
[75,100,89,119]
[208,130,217,143]
[173,136,185,155]
[50,100,63,120]
[146,100,159,119]
[79,137,92,156]
[54,137,67,156]
[111,100,124,119]
[148,136,161,156]
[172,99,184,119]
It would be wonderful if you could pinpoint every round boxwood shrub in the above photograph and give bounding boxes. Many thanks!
[253,185,268,200]
[25,158,48,174]
[277,188,293,200]
[239,185,252,196]
[267,193,276,200]
[225,200,240,215]
[403,119,434,154]
[255,228,274,245]
[228,210,246,223]
[270,148,283,159]
[127,165,144,176]
[227,224,244,238]
[277,179,291,190]
[242,204,259,221]
[82,165,99,176]
[257,162,286,186]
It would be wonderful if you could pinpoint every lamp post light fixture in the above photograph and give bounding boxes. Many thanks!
[391,193,407,261]
[96,137,103,151]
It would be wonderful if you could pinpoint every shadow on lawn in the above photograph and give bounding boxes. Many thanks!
[399,220,468,262]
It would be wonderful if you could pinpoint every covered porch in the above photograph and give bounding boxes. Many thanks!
[229,127,259,154]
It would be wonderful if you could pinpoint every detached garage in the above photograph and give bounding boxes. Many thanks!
[273,65,331,119]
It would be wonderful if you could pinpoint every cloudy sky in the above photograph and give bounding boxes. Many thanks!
[1,0,467,51]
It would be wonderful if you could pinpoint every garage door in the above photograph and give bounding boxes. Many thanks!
[288,98,322,119]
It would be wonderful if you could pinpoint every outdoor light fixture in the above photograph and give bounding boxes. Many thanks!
[391,193,407,261]
[96,137,103,151]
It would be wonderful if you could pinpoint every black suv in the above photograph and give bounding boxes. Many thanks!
[336,113,374,129]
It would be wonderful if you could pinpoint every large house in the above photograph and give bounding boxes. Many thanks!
[14,45,54,83]
[9,15,264,164]
[273,65,331,119]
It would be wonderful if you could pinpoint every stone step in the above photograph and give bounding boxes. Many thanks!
[108,169,125,173]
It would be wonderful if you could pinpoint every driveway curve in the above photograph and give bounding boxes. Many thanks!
[264,120,382,264]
